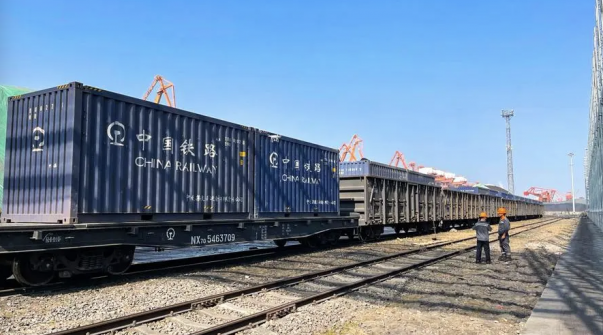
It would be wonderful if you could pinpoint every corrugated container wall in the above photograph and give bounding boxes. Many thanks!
[0,86,33,208]
[3,83,254,223]
[253,131,339,217]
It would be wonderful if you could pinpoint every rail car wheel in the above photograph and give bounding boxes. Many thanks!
[373,227,383,239]
[0,266,12,282]
[274,240,287,248]
[107,246,135,275]
[360,227,375,242]
[346,231,354,240]
[12,255,55,287]
[300,236,319,248]
[326,231,340,246]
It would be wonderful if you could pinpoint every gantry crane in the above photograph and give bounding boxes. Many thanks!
[523,187,557,202]
[408,162,423,172]
[143,75,176,107]
[389,151,424,172]
[339,134,364,162]
[389,151,408,169]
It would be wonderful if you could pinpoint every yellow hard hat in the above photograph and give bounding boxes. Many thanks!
[479,212,488,218]
[497,207,507,215]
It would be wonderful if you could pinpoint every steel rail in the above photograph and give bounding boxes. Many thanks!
[190,218,560,335]
[47,217,560,335]
[0,228,403,296]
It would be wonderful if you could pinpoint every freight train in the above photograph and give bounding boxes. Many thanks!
[0,82,543,286]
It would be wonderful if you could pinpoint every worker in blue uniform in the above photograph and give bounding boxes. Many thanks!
[472,212,492,264]
[497,207,512,261]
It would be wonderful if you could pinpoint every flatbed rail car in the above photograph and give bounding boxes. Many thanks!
[339,160,543,237]
[0,216,357,286]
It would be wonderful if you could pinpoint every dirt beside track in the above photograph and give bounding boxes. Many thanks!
[241,218,578,335]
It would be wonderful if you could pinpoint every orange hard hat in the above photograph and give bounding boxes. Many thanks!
[497,207,507,215]
[479,212,488,218]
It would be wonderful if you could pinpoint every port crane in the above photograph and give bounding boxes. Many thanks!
[523,187,557,202]
[389,151,409,169]
[389,151,425,172]
[143,75,176,107]
[339,134,364,162]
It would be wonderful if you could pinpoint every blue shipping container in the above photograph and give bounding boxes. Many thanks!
[2,82,338,223]
[253,130,339,217]
[2,82,254,223]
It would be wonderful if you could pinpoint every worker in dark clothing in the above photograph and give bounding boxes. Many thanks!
[472,212,492,263]
[497,207,512,261]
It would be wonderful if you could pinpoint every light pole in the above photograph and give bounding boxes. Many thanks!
[568,153,576,213]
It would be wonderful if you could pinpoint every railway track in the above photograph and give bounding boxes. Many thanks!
[0,245,295,297]
[48,217,561,335]
[0,218,509,297]
[0,229,404,297]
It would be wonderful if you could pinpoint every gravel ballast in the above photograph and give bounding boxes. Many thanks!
[240,218,577,335]
[0,218,549,335]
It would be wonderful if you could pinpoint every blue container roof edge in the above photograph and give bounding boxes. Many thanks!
[254,129,338,154]
[13,82,251,133]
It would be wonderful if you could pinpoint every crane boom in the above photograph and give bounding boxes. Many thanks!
[339,135,364,162]
[523,187,557,202]
[389,151,408,169]
[143,75,176,107]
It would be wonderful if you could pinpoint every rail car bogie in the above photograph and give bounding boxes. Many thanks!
[1,245,136,286]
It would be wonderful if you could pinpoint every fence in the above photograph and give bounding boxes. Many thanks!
[587,0,603,229]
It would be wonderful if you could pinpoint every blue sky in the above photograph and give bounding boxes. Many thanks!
[1,0,592,199]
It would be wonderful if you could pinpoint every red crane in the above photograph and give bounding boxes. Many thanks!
[523,187,557,202]
[389,151,408,169]
[339,134,364,162]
